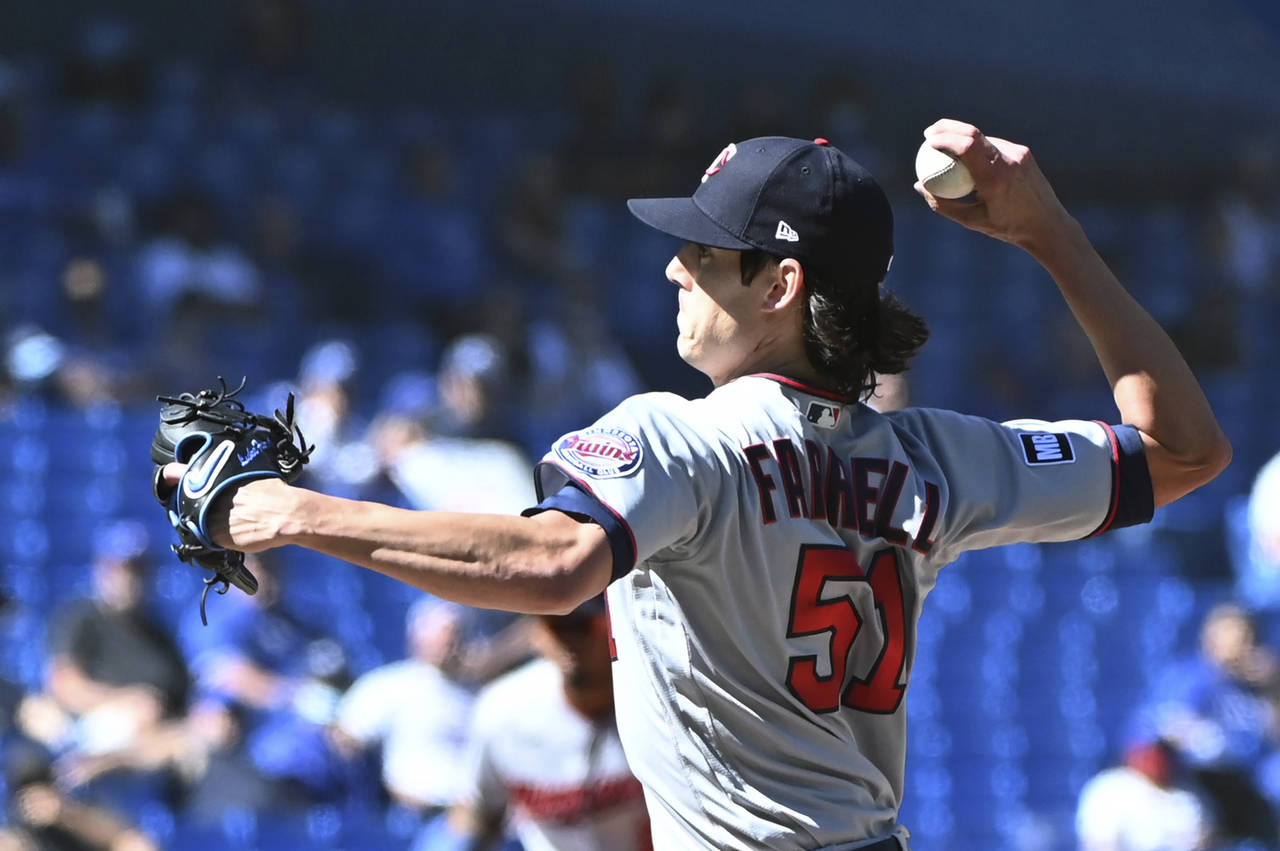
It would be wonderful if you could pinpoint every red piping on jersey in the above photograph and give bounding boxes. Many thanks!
[749,373,860,403]
[543,460,639,568]
[1088,421,1122,537]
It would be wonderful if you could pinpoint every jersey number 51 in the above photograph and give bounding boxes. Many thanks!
[785,545,908,715]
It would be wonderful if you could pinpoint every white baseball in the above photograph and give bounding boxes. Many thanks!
[914,142,975,199]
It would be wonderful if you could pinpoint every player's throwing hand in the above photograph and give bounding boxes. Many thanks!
[915,119,1075,252]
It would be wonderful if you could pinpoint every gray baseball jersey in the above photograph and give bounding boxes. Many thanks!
[525,373,1152,850]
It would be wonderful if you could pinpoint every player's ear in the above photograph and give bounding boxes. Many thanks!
[761,258,805,314]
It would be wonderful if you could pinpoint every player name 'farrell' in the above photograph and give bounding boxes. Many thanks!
[742,437,941,555]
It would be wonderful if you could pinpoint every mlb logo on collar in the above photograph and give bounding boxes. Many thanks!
[806,401,841,429]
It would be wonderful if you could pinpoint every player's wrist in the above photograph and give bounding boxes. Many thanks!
[1016,212,1088,266]
[271,484,328,546]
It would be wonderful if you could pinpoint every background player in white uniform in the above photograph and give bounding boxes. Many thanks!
[449,596,650,851]
[167,119,1232,849]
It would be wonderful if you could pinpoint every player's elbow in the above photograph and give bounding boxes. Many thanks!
[1207,430,1234,478]
[528,564,602,616]
[1184,428,1233,489]
[539,547,611,616]
[1150,428,1233,508]
[522,514,612,615]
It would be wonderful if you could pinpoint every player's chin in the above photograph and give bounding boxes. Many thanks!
[675,336,696,362]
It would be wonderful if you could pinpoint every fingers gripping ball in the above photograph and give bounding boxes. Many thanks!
[915,142,976,200]
[151,377,313,623]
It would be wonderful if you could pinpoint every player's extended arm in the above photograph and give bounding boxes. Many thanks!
[160,465,612,615]
[916,119,1231,509]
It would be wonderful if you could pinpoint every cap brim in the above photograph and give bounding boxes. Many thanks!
[626,197,756,251]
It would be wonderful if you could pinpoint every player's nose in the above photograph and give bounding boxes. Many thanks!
[666,254,693,291]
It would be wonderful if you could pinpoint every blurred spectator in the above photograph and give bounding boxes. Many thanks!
[16,521,189,811]
[329,599,477,833]
[134,187,263,382]
[518,282,644,454]
[220,0,314,110]
[289,338,376,496]
[1240,451,1280,613]
[1143,603,1280,843]
[53,257,151,404]
[250,193,385,324]
[382,335,536,515]
[0,62,25,167]
[360,355,538,683]
[558,59,632,198]
[377,139,487,329]
[241,0,310,73]
[136,188,262,317]
[0,587,28,733]
[360,330,594,675]
[0,257,153,406]
[806,73,886,183]
[0,738,157,851]
[495,152,584,290]
[346,369,439,506]
[59,18,149,107]
[1204,139,1280,375]
[449,597,650,851]
[431,333,516,442]
[1075,738,1212,851]
[178,554,352,813]
[728,80,792,144]
[1206,140,1280,297]
[629,77,709,198]
[3,324,70,400]
[247,195,307,318]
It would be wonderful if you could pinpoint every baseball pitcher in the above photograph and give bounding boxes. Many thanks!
[155,121,1230,849]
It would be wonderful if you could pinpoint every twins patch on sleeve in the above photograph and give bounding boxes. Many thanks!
[554,427,644,479]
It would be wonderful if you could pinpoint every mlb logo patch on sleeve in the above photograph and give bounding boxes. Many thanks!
[1019,432,1075,465]
[555,427,643,479]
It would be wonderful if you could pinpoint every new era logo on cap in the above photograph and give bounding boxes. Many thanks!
[776,220,799,242]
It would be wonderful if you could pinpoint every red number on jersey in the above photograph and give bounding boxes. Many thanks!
[784,545,908,715]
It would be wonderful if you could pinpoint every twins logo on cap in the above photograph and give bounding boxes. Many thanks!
[555,427,643,479]
[702,143,737,183]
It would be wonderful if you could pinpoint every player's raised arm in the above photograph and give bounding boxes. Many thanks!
[915,119,1231,509]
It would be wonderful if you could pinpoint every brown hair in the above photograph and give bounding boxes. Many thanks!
[741,250,928,399]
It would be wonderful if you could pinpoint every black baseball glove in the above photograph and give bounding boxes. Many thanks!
[151,377,313,623]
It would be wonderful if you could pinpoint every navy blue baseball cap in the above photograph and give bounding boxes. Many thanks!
[627,136,893,286]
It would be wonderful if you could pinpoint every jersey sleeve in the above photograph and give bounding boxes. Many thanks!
[522,393,717,581]
[892,409,1153,562]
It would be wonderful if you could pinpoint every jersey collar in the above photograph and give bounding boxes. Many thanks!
[747,372,862,404]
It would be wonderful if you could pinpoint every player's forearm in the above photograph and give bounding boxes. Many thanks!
[278,488,611,614]
[1026,219,1231,503]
